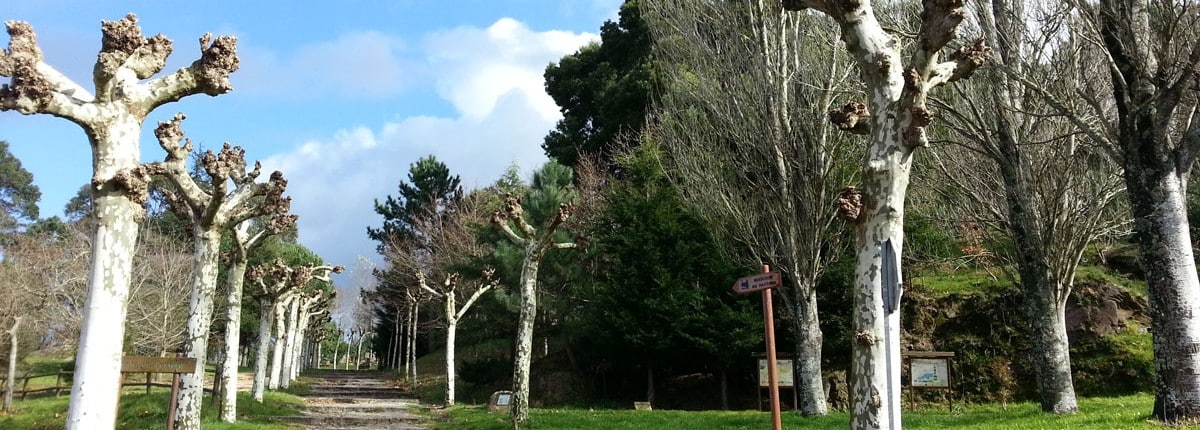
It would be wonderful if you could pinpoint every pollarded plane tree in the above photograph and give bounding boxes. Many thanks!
[247,259,342,401]
[286,285,336,384]
[300,304,334,371]
[643,0,859,415]
[216,214,296,421]
[417,270,500,406]
[776,1,989,429]
[0,15,238,428]
[925,0,1128,414]
[492,185,580,427]
[144,115,291,430]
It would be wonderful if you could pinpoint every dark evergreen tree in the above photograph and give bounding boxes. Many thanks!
[367,155,463,249]
[0,141,40,240]
[574,144,761,407]
[542,0,652,168]
[367,155,463,370]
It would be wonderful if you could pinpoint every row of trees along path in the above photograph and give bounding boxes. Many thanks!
[0,14,345,430]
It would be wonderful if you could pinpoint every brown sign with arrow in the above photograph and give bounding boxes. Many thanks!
[732,272,781,294]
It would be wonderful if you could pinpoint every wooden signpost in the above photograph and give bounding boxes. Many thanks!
[733,265,782,430]
[120,356,197,430]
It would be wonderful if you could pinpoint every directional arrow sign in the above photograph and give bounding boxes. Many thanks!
[732,272,781,294]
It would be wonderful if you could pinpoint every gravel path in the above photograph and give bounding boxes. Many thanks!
[279,370,428,430]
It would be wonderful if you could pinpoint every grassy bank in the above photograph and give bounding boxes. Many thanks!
[435,394,1164,430]
[0,389,304,430]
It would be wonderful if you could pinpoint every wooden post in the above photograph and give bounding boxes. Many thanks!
[167,373,181,430]
[54,371,63,397]
[761,264,782,430]
[145,372,152,394]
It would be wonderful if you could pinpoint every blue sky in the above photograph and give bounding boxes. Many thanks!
[1,1,617,312]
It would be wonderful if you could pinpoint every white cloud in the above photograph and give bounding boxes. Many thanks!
[235,31,412,100]
[259,19,598,279]
[424,18,597,121]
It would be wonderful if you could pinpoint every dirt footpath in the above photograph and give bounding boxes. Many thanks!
[278,370,428,430]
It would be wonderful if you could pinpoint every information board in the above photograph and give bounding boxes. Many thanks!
[757,359,794,387]
[910,357,950,388]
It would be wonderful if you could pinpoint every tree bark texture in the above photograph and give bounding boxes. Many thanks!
[174,229,223,430]
[792,278,825,416]
[269,297,290,390]
[446,319,458,405]
[219,260,248,421]
[251,297,273,402]
[1127,147,1200,421]
[69,121,145,429]
[1095,0,1200,422]
[510,251,542,425]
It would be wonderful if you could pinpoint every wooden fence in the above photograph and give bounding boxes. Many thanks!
[1,370,217,401]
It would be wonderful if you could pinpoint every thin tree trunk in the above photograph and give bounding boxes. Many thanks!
[355,334,365,370]
[332,335,340,371]
[252,298,272,402]
[390,309,401,370]
[510,252,542,425]
[175,230,223,430]
[5,316,22,413]
[269,299,288,390]
[408,301,419,385]
[792,278,827,416]
[291,305,311,381]
[446,318,458,406]
[219,261,249,422]
[403,304,412,379]
[281,299,300,389]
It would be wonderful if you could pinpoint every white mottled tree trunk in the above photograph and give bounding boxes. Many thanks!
[291,304,312,381]
[1128,171,1200,419]
[844,12,908,430]
[408,301,418,384]
[332,335,340,371]
[281,298,299,388]
[67,117,144,429]
[445,317,458,405]
[510,250,542,425]
[219,260,248,421]
[269,298,289,390]
[174,229,224,430]
[252,297,273,402]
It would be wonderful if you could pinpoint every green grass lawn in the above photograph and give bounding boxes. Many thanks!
[0,389,304,430]
[435,394,1166,430]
